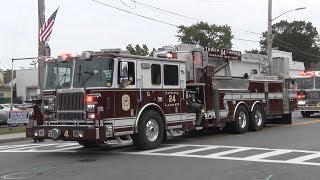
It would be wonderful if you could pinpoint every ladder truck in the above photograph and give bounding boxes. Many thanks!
[26,45,296,150]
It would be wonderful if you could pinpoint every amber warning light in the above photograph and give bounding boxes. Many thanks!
[86,96,94,103]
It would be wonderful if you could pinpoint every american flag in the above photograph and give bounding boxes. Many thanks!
[39,8,59,42]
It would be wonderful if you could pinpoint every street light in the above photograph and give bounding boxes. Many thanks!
[267,0,306,75]
[272,7,307,21]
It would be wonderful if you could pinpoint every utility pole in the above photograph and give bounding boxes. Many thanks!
[267,0,272,76]
[38,0,45,109]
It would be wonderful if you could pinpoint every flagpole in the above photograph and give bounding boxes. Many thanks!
[38,0,45,112]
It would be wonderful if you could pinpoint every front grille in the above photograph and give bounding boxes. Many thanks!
[56,92,85,111]
[56,92,85,121]
[57,112,85,121]
[307,92,320,99]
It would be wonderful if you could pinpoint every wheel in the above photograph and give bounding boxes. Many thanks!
[231,105,249,134]
[11,123,19,127]
[133,110,164,150]
[301,111,311,117]
[77,141,99,148]
[249,104,265,131]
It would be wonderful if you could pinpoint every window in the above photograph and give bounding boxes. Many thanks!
[151,64,161,85]
[164,65,179,85]
[0,92,3,98]
[73,58,114,88]
[118,61,135,85]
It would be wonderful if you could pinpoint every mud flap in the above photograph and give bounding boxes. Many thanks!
[195,110,205,126]
[267,113,292,125]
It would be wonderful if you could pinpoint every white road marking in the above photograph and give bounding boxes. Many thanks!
[2,143,320,166]
[286,153,320,163]
[118,144,320,167]
[170,146,218,155]
[204,147,250,158]
[244,150,292,160]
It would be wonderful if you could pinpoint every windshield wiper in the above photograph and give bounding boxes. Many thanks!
[79,71,94,87]
[54,73,67,93]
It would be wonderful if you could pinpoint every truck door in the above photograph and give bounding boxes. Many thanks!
[162,62,182,127]
[114,60,138,132]
[136,61,163,107]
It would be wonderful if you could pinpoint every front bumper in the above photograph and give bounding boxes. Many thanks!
[296,105,320,112]
[26,125,106,141]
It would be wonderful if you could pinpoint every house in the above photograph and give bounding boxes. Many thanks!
[0,70,12,103]
[16,68,38,102]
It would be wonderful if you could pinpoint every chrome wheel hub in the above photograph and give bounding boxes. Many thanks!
[145,119,159,142]
[254,110,263,126]
[238,111,247,129]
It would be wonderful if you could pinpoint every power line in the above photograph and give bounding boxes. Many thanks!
[119,0,136,9]
[273,40,320,59]
[233,38,260,43]
[89,0,262,43]
[130,0,263,36]
[89,0,178,27]
[129,0,201,22]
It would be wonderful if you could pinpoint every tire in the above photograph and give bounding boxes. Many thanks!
[11,123,19,127]
[301,111,311,117]
[249,104,265,131]
[231,105,249,134]
[77,141,99,148]
[133,110,164,150]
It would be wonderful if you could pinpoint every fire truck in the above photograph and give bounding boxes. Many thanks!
[295,71,320,117]
[26,45,296,150]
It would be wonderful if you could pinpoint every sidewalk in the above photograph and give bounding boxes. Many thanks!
[0,133,29,144]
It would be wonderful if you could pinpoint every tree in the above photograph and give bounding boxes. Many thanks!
[176,22,233,49]
[259,20,320,69]
[245,49,267,55]
[126,44,149,56]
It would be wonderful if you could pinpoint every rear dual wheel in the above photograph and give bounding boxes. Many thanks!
[231,105,249,134]
[249,105,265,131]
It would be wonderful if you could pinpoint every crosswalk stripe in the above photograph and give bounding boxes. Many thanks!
[204,147,250,157]
[139,145,186,154]
[3,142,320,166]
[286,153,320,163]
[1,144,56,152]
[244,150,292,160]
[170,146,218,155]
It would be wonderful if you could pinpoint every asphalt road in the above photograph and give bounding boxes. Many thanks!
[1,112,320,180]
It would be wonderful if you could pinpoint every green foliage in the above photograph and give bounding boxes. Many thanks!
[176,22,233,49]
[245,49,267,55]
[126,44,149,56]
[260,20,320,68]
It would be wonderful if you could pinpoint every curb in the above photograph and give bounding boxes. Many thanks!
[0,137,32,144]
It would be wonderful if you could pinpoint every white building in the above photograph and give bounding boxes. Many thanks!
[16,68,38,102]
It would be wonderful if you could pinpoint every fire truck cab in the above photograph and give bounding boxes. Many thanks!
[295,71,320,117]
[26,45,296,150]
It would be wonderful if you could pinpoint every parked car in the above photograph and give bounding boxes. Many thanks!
[19,102,33,116]
[0,105,21,127]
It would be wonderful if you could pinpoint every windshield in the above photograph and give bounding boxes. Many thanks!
[44,61,73,90]
[73,58,114,88]
[296,77,314,89]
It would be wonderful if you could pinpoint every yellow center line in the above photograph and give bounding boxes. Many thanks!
[283,119,320,127]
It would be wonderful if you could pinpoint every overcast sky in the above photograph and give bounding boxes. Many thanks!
[0,0,316,69]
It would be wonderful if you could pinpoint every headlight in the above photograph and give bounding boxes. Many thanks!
[44,96,55,111]
[298,101,306,105]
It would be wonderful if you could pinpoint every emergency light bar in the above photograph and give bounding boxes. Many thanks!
[298,71,318,77]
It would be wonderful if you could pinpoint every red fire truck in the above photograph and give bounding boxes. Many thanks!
[295,71,320,117]
[26,45,296,150]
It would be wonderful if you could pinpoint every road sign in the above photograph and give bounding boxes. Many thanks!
[8,110,30,124]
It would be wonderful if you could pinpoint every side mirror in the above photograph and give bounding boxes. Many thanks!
[120,62,128,79]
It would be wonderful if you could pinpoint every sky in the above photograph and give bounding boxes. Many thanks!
[0,0,317,70]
